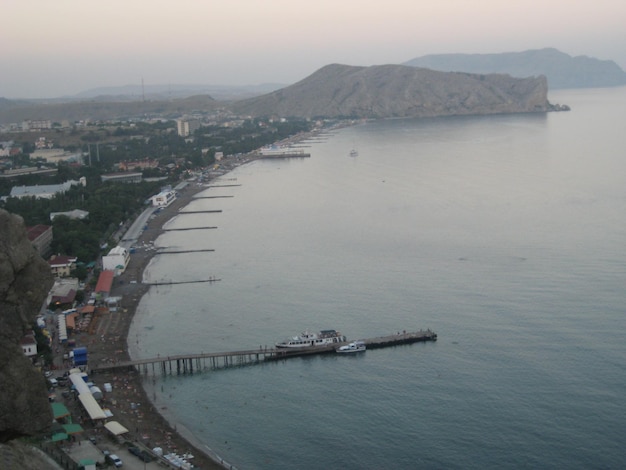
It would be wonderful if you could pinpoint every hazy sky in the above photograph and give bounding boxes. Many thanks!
[2,0,625,98]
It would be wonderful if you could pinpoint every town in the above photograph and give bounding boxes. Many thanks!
[1,112,328,469]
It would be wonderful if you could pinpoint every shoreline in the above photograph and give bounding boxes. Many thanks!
[90,178,228,469]
[87,126,344,468]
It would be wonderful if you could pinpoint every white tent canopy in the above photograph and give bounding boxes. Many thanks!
[69,373,91,395]
[104,421,129,436]
[78,393,107,420]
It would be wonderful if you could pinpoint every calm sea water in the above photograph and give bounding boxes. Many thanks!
[129,87,626,469]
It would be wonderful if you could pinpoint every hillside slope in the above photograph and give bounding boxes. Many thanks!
[232,63,550,119]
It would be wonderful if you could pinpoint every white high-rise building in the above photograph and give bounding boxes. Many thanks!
[176,118,200,137]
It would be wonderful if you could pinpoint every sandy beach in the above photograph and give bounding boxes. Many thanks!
[82,178,227,469]
[80,129,336,468]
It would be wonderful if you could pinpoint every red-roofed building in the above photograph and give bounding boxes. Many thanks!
[50,289,76,307]
[48,255,78,278]
[95,270,115,298]
[27,224,53,257]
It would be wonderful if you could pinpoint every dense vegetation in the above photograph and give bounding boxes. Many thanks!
[1,117,314,264]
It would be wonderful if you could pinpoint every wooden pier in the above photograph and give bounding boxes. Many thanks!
[143,278,221,286]
[177,210,222,214]
[258,152,311,159]
[162,226,217,231]
[154,248,215,255]
[91,330,437,376]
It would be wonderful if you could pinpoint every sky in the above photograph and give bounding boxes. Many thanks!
[2,0,625,99]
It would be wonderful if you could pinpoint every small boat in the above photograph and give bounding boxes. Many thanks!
[275,329,347,348]
[336,340,366,353]
[349,149,358,157]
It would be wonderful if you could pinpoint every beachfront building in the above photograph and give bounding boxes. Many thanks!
[27,224,53,257]
[118,158,159,171]
[102,246,130,274]
[47,278,79,309]
[21,333,38,359]
[10,178,86,200]
[151,189,176,207]
[48,255,78,277]
[101,172,142,183]
[94,270,114,300]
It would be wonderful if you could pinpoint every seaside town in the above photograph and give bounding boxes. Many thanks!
[1,113,341,469]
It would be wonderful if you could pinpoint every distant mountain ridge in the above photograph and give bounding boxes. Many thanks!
[232,63,551,119]
[70,83,285,101]
[404,48,626,89]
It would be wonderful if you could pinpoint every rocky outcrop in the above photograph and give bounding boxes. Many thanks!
[0,209,54,442]
[232,63,550,119]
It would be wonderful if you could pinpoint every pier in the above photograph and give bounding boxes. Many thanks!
[258,152,311,159]
[91,330,437,376]
[154,248,215,254]
[177,210,222,214]
[162,226,217,231]
[143,278,221,286]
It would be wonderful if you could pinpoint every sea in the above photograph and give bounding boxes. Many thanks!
[128,86,626,470]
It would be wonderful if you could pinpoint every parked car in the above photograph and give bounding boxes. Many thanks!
[107,454,123,467]
[128,446,141,457]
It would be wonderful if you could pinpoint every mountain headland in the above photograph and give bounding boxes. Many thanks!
[404,48,626,89]
[232,63,552,118]
[1,64,556,124]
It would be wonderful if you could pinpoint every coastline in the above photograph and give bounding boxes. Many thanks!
[89,178,228,469]
[87,126,342,468]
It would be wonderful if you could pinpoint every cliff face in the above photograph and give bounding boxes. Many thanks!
[232,63,549,119]
[0,209,54,442]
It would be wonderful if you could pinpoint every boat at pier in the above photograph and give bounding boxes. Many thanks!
[275,329,347,348]
[336,340,366,353]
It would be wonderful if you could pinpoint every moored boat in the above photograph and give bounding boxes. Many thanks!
[275,329,347,348]
[336,340,366,353]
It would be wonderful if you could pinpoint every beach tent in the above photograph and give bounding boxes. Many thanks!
[79,459,97,470]
[78,394,107,420]
[63,423,84,435]
[104,421,129,436]
[51,432,69,442]
[51,402,71,421]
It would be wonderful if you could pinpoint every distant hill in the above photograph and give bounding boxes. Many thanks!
[0,83,285,125]
[71,83,285,101]
[232,63,551,119]
[404,48,626,89]
[0,94,221,124]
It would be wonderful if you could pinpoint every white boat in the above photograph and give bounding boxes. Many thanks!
[336,340,366,353]
[275,329,347,348]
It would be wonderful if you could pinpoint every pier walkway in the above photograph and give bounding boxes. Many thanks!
[91,330,437,376]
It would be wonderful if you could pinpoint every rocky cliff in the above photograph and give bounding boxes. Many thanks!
[232,63,550,119]
[0,209,54,442]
